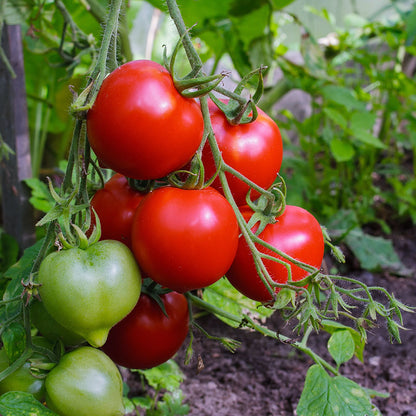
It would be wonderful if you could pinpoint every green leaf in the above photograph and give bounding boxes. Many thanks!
[323,108,347,129]
[1,322,26,364]
[328,330,355,367]
[345,228,407,274]
[24,178,55,213]
[228,0,267,17]
[270,0,296,10]
[153,390,190,416]
[203,278,273,328]
[321,85,366,111]
[325,209,359,240]
[127,396,153,411]
[297,365,374,416]
[350,111,376,131]
[329,138,355,162]
[0,239,45,322]
[350,128,386,149]
[3,0,32,25]
[273,288,296,309]
[0,391,58,416]
[404,3,416,46]
[4,239,45,283]
[137,360,185,393]
[344,13,369,28]
[0,232,19,274]
[321,320,365,362]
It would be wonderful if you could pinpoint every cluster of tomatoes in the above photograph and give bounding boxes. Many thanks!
[2,59,325,416]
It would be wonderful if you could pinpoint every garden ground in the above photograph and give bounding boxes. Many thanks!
[175,223,416,416]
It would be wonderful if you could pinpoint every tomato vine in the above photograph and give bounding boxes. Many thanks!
[0,0,413,415]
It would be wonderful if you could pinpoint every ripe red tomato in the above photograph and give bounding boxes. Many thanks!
[202,100,283,206]
[131,186,239,292]
[102,292,189,369]
[90,173,145,248]
[87,60,204,180]
[226,205,324,302]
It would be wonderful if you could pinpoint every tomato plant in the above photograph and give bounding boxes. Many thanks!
[0,0,410,414]
[90,173,145,249]
[45,346,124,416]
[131,186,239,292]
[226,205,325,302]
[102,291,189,369]
[202,100,283,206]
[86,59,204,180]
[37,240,141,347]
[0,337,51,401]
[30,300,85,346]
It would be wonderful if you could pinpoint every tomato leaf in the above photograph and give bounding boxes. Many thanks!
[297,365,375,416]
[0,231,19,276]
[329,138,355,162]
[321,85,366,111]
[1,322,26,364]
[151,390,190,416]
[323,108,347,129]
[321,320,365,362]
[0,239,45,324]
[0,391,58,416]
[24,178,55,213]
[327,329,355,367]
[136,360,185,393]
[349,127,386,149]
[203,278,273,328]
[345,227,409,275]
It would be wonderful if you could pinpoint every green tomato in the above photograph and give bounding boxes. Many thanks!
[38,240,141,347]
[30,300,85,346]
[0,336,51,401]
[45,346,124,416]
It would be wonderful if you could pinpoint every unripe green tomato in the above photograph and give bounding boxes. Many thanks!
[45,346,124,416]
[0,336,52,401]
[38,240,141,347]
[30,300,85,346]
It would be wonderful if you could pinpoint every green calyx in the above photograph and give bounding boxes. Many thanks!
[245,175,287,236]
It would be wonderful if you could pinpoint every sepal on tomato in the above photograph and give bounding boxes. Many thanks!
[208,65,267,125]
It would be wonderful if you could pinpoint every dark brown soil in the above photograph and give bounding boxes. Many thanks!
[127,225,416,415]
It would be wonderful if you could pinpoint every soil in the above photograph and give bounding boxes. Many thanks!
[126,223,416,416]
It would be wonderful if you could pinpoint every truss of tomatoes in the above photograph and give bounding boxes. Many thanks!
[30,59,325,415]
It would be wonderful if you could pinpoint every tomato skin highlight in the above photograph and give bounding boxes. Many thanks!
[86,60,204,179]
[226,205,325,302]
[131,186,239,292]
[90,173,145,249]
[102,292,189,369]
[202,100,283,206]
[45,347,124,416]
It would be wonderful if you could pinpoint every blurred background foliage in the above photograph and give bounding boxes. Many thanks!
[2,0,416,274]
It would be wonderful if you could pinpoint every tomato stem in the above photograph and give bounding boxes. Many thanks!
[187,292,340,376]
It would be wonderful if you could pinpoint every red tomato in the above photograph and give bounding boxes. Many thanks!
[101,292,189,369]
[202,100,283,206]
[226,205,324,302]
[90,174,145,249]
[131,186,239,292]
[87,60,203,179]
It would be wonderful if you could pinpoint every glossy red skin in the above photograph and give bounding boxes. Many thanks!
[202,100,283,206]
[90,174,144,249]
[131,186,239,292]
[87,60,203,179]
[101,292,189,369]
[226,205,324,302]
